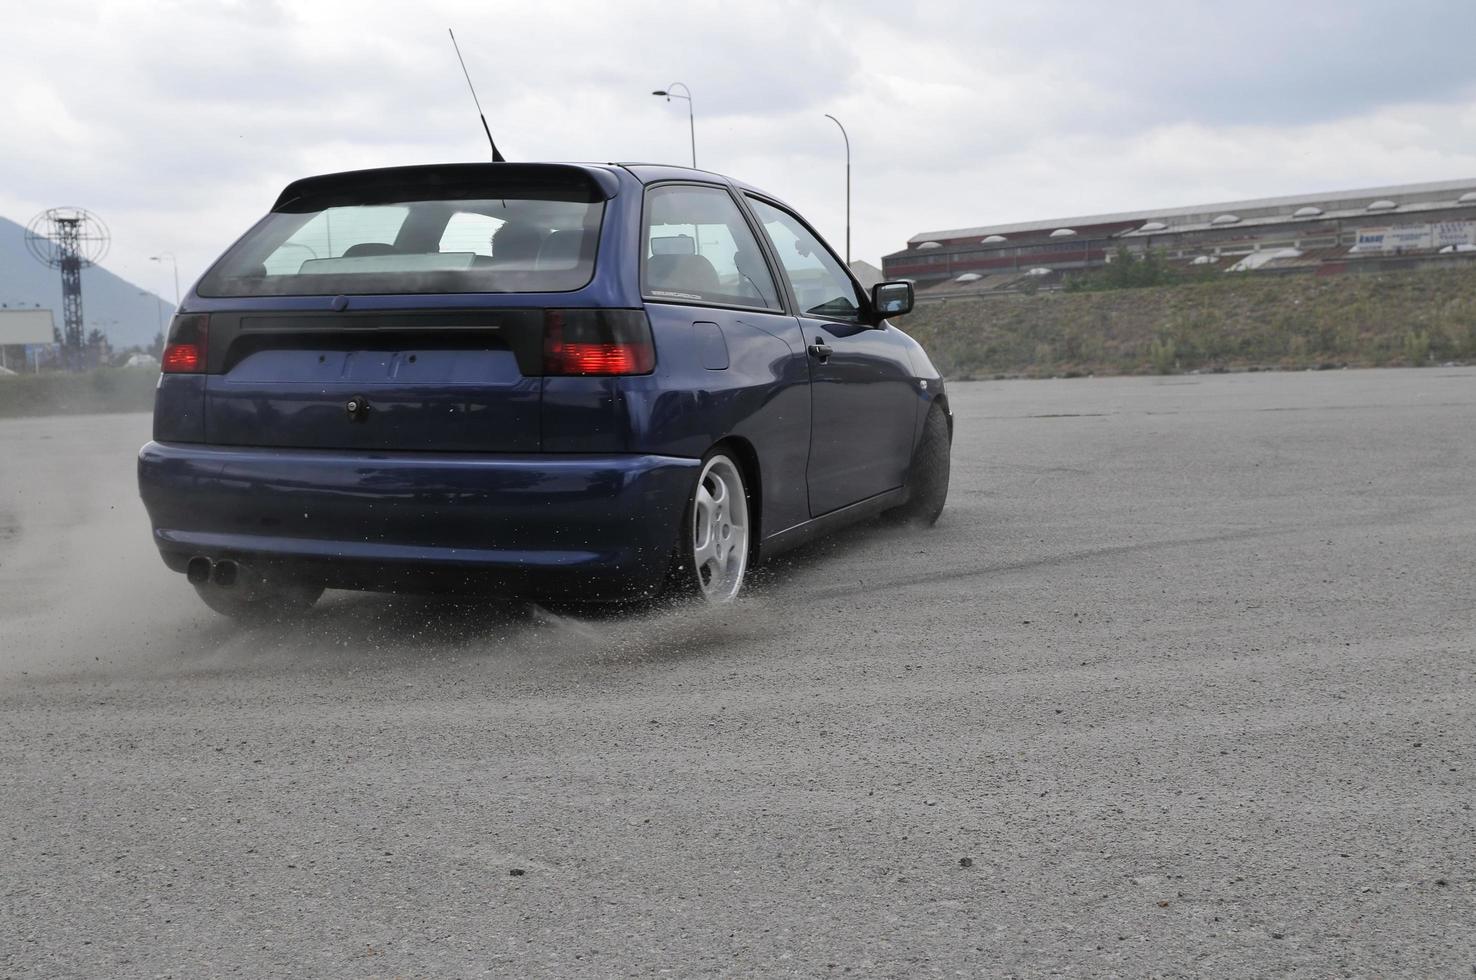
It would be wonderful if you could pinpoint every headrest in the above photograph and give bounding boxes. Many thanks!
[538,230,584,269]
[490,223,549,265]
[342,242,398,257]
[647,253,720,295]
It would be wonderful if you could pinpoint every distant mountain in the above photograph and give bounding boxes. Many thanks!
[0,215,174,350]
[848,260,885,289]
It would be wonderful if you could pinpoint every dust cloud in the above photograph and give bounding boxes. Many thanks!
[0,411,784,682]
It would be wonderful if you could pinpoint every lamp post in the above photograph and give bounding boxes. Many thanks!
[824,114,851,265]
[150,253,180,308]
[652,82,696,168]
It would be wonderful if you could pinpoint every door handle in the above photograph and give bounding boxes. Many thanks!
[807,342,833,360]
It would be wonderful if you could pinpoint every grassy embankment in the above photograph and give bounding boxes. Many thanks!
[894,265,1476,379]
[0,367,158,419]
[2,267,1474,418]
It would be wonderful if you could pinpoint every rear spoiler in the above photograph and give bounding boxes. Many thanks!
[271,163,621,213]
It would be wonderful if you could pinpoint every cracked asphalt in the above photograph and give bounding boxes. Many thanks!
[2,367,1473,978]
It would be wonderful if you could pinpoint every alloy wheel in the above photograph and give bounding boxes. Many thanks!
[690,454,749,601]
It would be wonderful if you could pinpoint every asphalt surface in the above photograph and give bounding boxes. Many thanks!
[2,368,1474,978]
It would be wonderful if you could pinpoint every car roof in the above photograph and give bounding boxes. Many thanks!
[614,163,794,213]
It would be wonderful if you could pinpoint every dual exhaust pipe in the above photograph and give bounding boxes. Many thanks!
[186,556,242,588]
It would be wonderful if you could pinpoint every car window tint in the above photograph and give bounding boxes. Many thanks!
[642,185,781,310]
[747,198,862,322]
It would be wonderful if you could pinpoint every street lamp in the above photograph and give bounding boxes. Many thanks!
[652,82,696,168]
[824,114,851,265]
[150,253,180,307]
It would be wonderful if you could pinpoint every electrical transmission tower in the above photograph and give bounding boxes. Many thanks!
[25,207,110,369]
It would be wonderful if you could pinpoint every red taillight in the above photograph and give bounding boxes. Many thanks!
[162,343,202,372]
[554,341,645,375]
[161,314,209,374]
[543,310,655,376]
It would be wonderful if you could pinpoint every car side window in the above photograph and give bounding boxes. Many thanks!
[643,185,782,311]
[746,198,863,323]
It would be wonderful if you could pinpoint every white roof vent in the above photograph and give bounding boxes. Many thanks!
[1049,228,1077,238]
[1366,199,1398,211]
[1211,214,1241,225]
[1227,247,1303,273]
[1293,206,1323,218]
[1459,191,1476,203]
[1138,221,1168,232]
[981,234,1008,243]
[954,272,983,282]
[917,240,942,250]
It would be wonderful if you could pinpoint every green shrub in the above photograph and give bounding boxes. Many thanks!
[1148,336,1177,374]
[893,264,1476,379]
[1402,329,1431,365]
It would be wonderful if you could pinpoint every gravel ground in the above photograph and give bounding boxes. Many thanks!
[1,367,1473,978]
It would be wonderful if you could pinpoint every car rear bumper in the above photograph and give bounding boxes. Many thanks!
[137,442,699,599]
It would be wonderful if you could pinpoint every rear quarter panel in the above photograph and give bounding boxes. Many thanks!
[153,375,206,443]
[547,173,814,540]
[631,302,814,540]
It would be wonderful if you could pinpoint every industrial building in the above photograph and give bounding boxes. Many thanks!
[883,178,1476,296]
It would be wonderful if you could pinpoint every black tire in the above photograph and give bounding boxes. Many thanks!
[891,405,951,526]
[664,449,752,603]
[193,580,323,623]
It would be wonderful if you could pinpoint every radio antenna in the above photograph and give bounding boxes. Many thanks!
[449,28,505,162]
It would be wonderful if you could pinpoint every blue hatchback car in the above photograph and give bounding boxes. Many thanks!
[137,162,951,618]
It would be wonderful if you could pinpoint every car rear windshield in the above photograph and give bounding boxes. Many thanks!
[198,180,605,297]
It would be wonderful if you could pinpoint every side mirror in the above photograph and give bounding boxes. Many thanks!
[871,280,914,320]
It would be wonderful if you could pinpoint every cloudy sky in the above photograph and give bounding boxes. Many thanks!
[5,0,1476,296]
